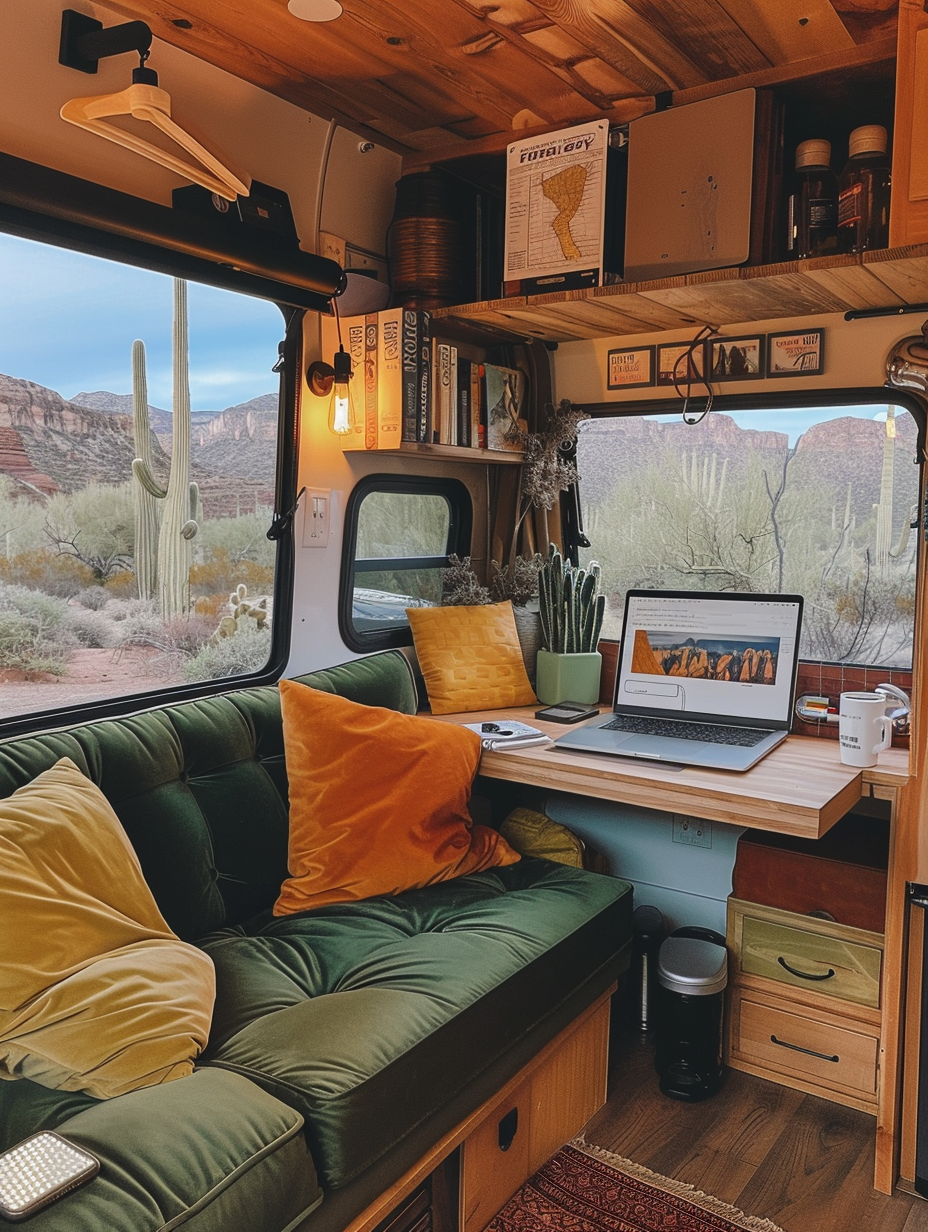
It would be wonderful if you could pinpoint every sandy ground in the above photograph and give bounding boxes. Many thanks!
[0,647,185,720]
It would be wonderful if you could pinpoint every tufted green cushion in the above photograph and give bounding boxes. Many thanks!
[0,651,417,942]
[0,1069,320,1231]
[201,858,632,1188]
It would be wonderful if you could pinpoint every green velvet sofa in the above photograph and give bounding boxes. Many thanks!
[0,651,633,1232]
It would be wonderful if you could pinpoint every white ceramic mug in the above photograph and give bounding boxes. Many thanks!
[838,691,893,767]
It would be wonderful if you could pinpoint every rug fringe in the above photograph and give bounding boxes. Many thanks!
[571,1138,786,1232]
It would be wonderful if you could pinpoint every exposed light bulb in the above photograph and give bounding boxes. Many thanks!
[331,386,352,434]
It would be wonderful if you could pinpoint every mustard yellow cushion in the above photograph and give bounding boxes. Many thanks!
[0,759,215,1099]
[274,680,519,916]
[405,602,537,715]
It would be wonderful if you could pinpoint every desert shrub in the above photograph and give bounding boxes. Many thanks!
[0,550,95,597]
[44,482,134,583]
[0,585,77,674]
[196,513,275,569]
[189,551,275,599]
[159,614,215,656]
[110,600,161,640]
[183,624,272,683]
[104,569,138,600]
[65,606,119,649]
[75,586,109,611]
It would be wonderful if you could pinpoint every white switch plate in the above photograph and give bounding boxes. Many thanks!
[303,487,331,548]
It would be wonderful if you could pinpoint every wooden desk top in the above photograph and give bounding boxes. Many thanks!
[433,707,910,840]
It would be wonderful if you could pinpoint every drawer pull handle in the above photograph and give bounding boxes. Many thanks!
[770,1034,839,1063]
[777,955,835,981]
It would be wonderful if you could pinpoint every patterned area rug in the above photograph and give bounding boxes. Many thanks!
[484,1140,785,1232]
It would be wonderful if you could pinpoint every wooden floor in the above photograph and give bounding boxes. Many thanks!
[582,1020,928,1232]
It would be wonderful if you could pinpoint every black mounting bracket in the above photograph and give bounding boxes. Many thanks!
[58,9,153,74]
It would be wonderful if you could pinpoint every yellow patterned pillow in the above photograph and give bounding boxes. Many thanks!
[406,602,537,714]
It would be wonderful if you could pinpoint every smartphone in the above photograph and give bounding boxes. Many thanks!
[0,1131,100,1222]
[534,702,600,724]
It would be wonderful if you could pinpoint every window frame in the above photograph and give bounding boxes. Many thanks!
[0,224,303,738]
[339,473,474,653]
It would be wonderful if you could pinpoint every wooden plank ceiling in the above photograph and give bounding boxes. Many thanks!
[103,0,898,156]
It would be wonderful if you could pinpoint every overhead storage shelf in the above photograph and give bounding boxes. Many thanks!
[433,245,928,344]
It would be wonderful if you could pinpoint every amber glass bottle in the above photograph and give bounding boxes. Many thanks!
[785,139,838,259]
[837,125,891,253]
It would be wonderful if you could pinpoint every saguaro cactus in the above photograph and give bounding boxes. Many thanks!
[130,340,159,600]
[132,279,199,618]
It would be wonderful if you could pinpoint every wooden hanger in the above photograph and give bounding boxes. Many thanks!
[60,82,251,201]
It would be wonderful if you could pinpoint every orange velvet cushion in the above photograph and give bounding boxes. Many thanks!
[274,680,519,916]
[405,602,537,715]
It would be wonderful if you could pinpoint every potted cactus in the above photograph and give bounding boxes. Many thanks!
[536,544,606,705]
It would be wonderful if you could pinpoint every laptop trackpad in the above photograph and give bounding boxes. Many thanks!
[622,735,712,761]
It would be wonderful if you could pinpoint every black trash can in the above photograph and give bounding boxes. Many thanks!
[654,927,728,1102]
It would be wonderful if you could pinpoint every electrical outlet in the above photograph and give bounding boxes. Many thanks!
[672,814,712,848]
[302,487,331,548]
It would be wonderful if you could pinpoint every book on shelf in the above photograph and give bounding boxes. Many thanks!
[417,310,431,444]
[322,307,428,450]
[432,341,458,445]
[363,313,378,450]
[483,363,526,452]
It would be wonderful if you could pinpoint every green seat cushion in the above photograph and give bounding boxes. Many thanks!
[202,858,632,1188]
[0,651,417,941]
[0,1069,320,1231]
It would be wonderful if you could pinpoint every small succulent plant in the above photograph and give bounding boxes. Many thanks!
[538,544,605,655]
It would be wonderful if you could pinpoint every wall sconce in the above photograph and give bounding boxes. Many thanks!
[307,346,356,435]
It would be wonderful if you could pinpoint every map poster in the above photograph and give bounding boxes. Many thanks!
[505,121,609,293]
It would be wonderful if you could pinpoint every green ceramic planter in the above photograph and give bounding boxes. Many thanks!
[535,649,602,705]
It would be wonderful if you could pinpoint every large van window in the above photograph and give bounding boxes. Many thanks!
[0,232,286,721]
[341,475,472,651]
[577,400,921,668]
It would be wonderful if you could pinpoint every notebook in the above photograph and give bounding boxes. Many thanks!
[554,589,804,772]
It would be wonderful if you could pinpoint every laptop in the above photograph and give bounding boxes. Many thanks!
[554,589,804,772]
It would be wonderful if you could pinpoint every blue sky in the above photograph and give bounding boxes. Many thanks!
[0,233,285,413]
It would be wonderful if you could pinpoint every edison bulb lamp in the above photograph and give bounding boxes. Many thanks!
[307,346,356,435]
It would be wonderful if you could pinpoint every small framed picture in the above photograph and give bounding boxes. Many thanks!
[607,346,654,390]
[768,329,825,377]
[708,336,764,381]
[656,341,706,386]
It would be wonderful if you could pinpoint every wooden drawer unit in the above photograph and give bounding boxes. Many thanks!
[729,987,879,1112]
[726,898,883,1112]
[739,913,882,1008]
[459,995,609,1232]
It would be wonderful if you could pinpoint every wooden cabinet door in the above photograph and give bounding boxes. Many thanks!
[890,0,928,246]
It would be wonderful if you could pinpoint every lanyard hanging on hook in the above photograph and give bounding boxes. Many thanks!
[674,324,718,425]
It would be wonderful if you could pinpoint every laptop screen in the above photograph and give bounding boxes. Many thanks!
[614,590,804,728]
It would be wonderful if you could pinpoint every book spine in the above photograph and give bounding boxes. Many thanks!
[457,356,471,448]
[344,317,366,448]
[475,362,487,449]
[437,341,452,445]
[446,345,458,445]
[377,308,402,449]
[401,309,418,443]
[363,313,378,450]
[417,310,431,443]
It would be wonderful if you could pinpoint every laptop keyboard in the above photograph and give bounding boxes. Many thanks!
[602,715,771,748]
